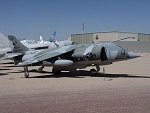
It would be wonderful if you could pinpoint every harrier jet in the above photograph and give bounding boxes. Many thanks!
[0,35,140,78]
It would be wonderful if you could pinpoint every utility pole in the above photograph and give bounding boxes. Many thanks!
[82,22,84,44]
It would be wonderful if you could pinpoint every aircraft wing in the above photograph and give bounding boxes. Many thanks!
[17,45,76,66]
[0,52,24,61]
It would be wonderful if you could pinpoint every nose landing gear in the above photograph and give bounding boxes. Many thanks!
[89,65,100,77]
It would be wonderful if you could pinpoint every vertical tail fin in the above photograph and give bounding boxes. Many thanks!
[39,36,45,43]
[8,35,29,52]
[49,31,56,42]
[40,36,43,41]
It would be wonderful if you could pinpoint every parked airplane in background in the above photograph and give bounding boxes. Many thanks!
[0,47,12,59]
[38,31,73,46]
[21,31,73,50]
[0,35,140,78]
[39,31,56,43]
[0,33,12,56]
[20,39,53,50]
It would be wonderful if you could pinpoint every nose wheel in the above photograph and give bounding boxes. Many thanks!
[90,65,100,77]
[90,69,97,77]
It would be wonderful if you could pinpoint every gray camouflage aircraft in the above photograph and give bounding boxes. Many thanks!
[1,35,140,78]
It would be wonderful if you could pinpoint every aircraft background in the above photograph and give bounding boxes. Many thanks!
[0,32,73,53]
[20,31,73,50]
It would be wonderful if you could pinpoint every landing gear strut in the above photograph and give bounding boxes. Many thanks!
[90,65,100,77]
[37,66,45,72]
[23,66,29,78]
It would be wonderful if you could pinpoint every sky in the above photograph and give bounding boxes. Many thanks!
[0,0,150,40]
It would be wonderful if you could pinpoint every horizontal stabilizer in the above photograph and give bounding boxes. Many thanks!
[0,52,23,61]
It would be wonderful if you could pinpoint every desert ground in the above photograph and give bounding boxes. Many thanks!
[0,54,150,113]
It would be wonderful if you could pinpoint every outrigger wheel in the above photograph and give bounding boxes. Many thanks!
[23,66,29,78]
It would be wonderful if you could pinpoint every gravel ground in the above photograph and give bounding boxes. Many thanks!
[0,54,150,113]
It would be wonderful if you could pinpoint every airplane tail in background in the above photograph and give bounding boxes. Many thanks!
[8,35,29,52]
[49,31,56,42]
[40,36,44,41]
[39,36,45,43]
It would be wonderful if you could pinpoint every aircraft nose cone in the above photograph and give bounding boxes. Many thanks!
[128,52,140,59]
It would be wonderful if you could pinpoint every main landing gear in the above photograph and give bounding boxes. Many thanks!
[52,67,61,77]
[52,67,61,75]
[89,65,100,77]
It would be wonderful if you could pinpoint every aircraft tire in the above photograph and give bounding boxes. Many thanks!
[90,69,97,77]
[24,73,29,78]
[24,66,29,78]
[52,68,61,77]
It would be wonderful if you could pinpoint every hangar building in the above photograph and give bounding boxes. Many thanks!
[68,31,150,43]
[68,31,150,53]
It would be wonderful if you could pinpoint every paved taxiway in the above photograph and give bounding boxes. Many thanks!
[0,54,150,113]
